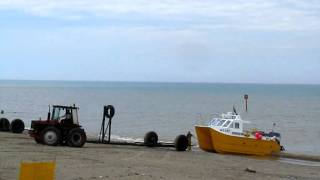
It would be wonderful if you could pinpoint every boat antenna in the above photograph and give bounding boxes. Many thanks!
[233,106,238,115]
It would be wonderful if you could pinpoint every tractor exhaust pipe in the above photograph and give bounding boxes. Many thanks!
[47,105,51,121]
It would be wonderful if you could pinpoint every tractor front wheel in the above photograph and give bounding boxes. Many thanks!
[41,127,61,146]
[67,128,86,147]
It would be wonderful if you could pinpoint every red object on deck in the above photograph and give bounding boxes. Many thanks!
[255,132,262,140]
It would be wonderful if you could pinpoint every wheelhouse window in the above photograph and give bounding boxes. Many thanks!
[223,120,231,127]
[216,120,226,126]
[209,119,216,126]
[211,119,221,126]
[235,122,240,129]
[214,119,221,126]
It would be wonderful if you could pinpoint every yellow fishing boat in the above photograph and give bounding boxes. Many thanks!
[195,111,283,156]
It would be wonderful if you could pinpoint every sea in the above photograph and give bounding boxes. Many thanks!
[0,80,319,156]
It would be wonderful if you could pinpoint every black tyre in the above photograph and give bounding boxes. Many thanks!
[0,118,10,131]
[41,127,61,146]
[104,105,115,119]
[10,119,25,133]
[67,128,86,147]
[174,135,188,151]
[144,131,158,147]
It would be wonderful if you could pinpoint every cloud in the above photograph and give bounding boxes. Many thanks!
[0,0,319,31]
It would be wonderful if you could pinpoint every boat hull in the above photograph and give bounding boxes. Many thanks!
[195,126,281,156]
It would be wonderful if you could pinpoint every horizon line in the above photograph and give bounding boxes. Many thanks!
[0,78,319,86]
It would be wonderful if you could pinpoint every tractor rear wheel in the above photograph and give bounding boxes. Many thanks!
[41,127,61,146]
[67,128,86,147]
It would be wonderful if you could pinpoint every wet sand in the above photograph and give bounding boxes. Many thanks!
[0,132,319,180]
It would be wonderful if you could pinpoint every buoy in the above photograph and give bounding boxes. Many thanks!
[0,118,10,131]
[10,119,25,133]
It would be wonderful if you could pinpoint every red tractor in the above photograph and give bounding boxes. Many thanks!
[29,105,86,147]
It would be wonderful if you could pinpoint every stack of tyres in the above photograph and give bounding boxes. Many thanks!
[0,118,25,133]
[0,118,10,131]
[10,119,25,133]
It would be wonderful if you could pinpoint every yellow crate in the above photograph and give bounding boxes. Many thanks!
[19,161,56,180]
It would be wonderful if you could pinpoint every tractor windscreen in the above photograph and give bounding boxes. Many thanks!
[52,108,61,120]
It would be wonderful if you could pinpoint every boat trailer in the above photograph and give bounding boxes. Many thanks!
[86,105,189,151]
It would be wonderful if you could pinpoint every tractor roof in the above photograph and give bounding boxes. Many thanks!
[52,105,78,109]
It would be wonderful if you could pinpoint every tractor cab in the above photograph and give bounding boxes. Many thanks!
[50,105,79,125]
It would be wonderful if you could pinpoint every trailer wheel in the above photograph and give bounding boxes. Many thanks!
[144,131,158,147]
[10,119,25,133]
[41,127,61,146]
[0,118,10,131]
[174,135,188,151]
[67,128,86,147]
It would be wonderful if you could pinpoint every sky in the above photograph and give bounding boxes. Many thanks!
[0,0,319,84]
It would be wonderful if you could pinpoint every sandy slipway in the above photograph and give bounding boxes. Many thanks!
[0,132,319,180]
